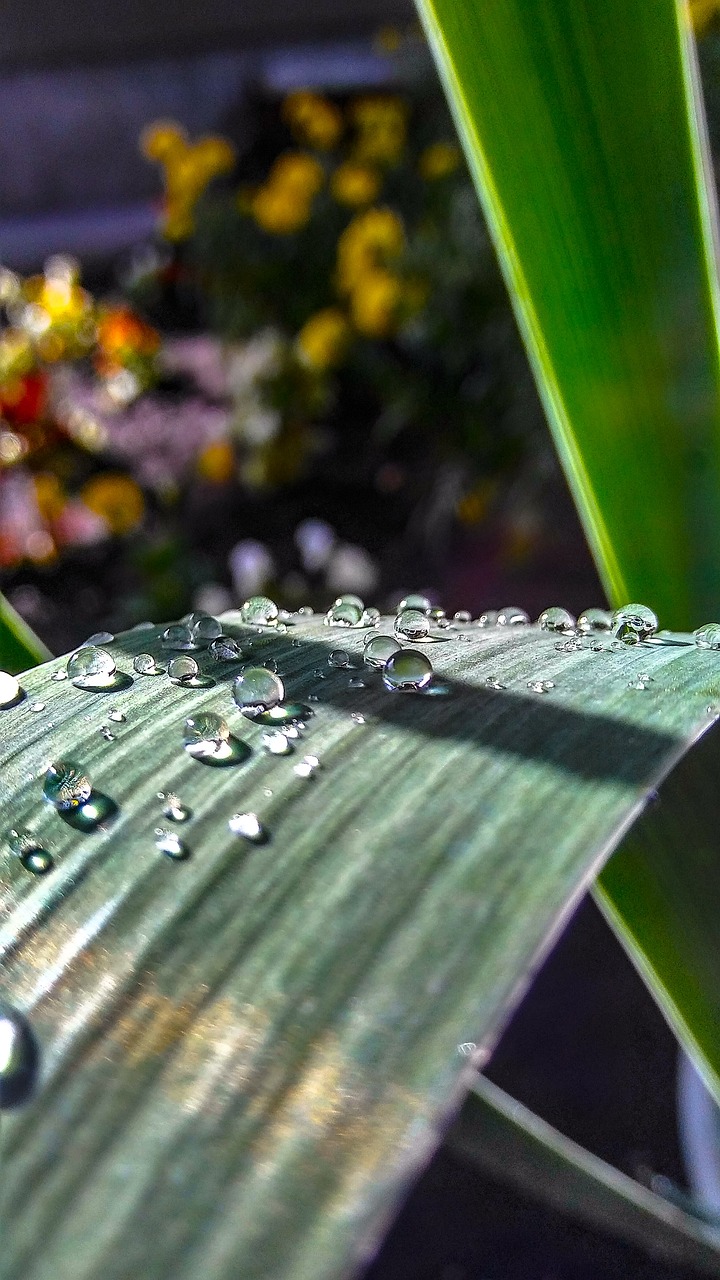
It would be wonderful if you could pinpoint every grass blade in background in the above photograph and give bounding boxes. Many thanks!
[414,0,720,629]
[0,594,50,673]
[2,617,720,1278]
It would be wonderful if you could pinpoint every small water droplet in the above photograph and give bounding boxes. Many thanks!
[485,676,507,690]
[183,713,230,752]
[168,655,200,683]
[155,827,190,860]
[351,712,366,724]
[328,649,350,668]
[59,792,117,831]
[190,614,222,646]
[131,620,155,631]
[394,609,430,642]
[43,761,92,811]
[161,623,195,651]
[527,680,555,694]
[29,701,46,713]
[108,709,125,723]
[398,593,431,614]
[158,792,192,822]
[8,828,54,875]
[240,595,278,627]
[612,603,658,644]
[475,610,499,627]
[325,601,363,627]
[497,606,529,626]
[538,606,576,633]
[51,670,68,682]
[262,730,293,756]
[453,610,472,624]
[577,607,613,633]
[100,726,115,741]
[383,649,433,692]
[133,653,162,676]
[233,667,285,712]
[209,635,243,662]
[294,754,321,779]
[694,623,720,650]
[0,1002,38,1108]
[81,630,115,646]
[361,607,380,626]
[228,812,267,843]
[66,646,117,690]
[627,678,651,690]
[348,676,366,689]
[429,607,446,622]
[0,672,23,709]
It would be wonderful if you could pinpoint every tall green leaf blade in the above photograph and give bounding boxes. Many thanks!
[0,594,50,673]
[415,0,720,628]
[1,617,719,1278]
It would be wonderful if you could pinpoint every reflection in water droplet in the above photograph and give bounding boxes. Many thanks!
[325,601,363,627]
[133,653,162,676]
[161,624,195,651]
[398,594,431,614]
[158,792,192,822]
[475,611,499,627]
[538,606,576,633]
[82,631,115,646]
[228,812,267,843]
[67,646,117,690]
[453,610,472,624]
[59,792,117,831]
[241,596,278,626]
[294,754,321,779]
[497,606,529,626]
[383,649,433,692]
[8,828,54,875]
[394,609,430,643]
[168,655,200,683]
[191,615,222,646]
[43,761,92,811]
[0,1002,38,1108]
[155,828,190,860]
[328,649,350,668]
[694,623,720,650]
[209,635,243,662]
[0,672,22,709]
[612,603,658,644]
[233,667,285,712]
[577,608,613,633]
[262,730,293,756]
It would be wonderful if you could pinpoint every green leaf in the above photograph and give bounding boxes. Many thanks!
[414,0,720,630]
[0,594,50,675]
[1,616,719,1278]
[448,1074,720,1275]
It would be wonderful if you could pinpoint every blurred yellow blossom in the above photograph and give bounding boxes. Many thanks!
[269,152,324,198]
[82,473,145,535]
[374,25,403,54]
[351,96,407,165]
[141,120,236,240]
[349,270,402,338]
[690,0,720,33]
[330,161,381,207]
[251,151,324,235]
[336,207,405,295]
[33,472,66,522]
[419,141,462,180]
[141,121,187,163]
[197,440,236,484]
[296,308,351,369]
[0,329,34,384]
[283,91,343,150]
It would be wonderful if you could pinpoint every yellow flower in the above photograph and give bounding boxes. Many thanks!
[251,185,312,235]
[349,270,402,338]
[82,473,145,535]
[141,119,236,240]
[336,207,405,295]
[330,161,381,207]
[34,473,66,522]
[269,151,324,198]
[351,96,407,165]
[197,440,236,484]
[690,0,720,33]
[141,121,187,162]
[419,141,462,180]
[283,91,343,150]
[296,308,351,370]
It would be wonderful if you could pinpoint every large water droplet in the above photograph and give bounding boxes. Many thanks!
[168,655,200,683]
[158,792,192,822]
[335,593,365,611]
[43,761,92,811]
[155,828,190,860]
[363,634,399,669]
[161,623,195,651]
[577,608,613,634]
[383,649,433,692]
[7,828,54,875]
[394,609,430,642]
[190,614,223,646]
[475,611,499,627]
[497,606,529,626]
[233,667,285,712]
[183,713,230,752]
[612,603,658,644]
[694,623,720,650]
[66,646,117,690]
[209,635,243,662]
[328,649,350,668]
[0,1003,38,1108]
[325,601,363,627]
[538,606,576,633]
[240,596,278,626]
[133,653,162,676]
[398,593,431,614]
[228,812,267,843]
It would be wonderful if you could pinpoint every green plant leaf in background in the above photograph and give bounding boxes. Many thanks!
[414,0,720,630]
[2,616,720,1278]
[413,0,720,1107]
[0,595,49,674]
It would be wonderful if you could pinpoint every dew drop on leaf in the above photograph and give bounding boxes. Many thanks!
[497,606,530,626]
[538,606,576,633]
[577,607,613,633]
[383,649,433,692]
[7,828,54,875]
[43,761,92,811]
[612,603,658,644]
[66,646,117,690]
[228,812,267,843]
[155,828,190,860]
[133,653,161,676]
[394,609,430,642]
[328,649,350,668]
[168,655,200,683]
[693,623,720,650]
[240,595,278,626]
[158,792,192,822]
[233,667,285,711]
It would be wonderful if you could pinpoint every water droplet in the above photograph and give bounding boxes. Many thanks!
[294,754,321,779]
[133,653,162,676]
[351,712,366,724]
[612,603,658,644]
[168,655,200,683]
[0,1003,38,1108]
[233,667,285,712]
[398,593,432,614]
[183,713,230,752]
[100,726,115,741]
[240,595,278,626]
[475,611,499,627]
[81,630,115,646]
[627,678,650,690]
[66,646,117,690]
[51,670,68,682]
[8,828,54,875]
[161,623,195,651]
[209,635,243,662]
[497,606,529,626]
[694,623,720,650]
[262,730,293,756]
[383,649,433,692]
[538,606,576,633]
[429,607,446,621]
[335,593,365,611]
[29,701,46,713]
[453,610,472,624]
[0,672,23,709]
[527,680,555,694]
[158,792,191,822]
[43,761,92,811]
[131,620,155,631]
[108,709,125,723]
[348,676,366,689]
[228,812,267,843]
[485,676,507,690]
[363,635,398,668]
[60,792,117,831]
[328,649,350,668]
[190,614,223,646]
[394,609,430,642]
[154,828,190,860]
[362,607,380,626]
[250,702,312,726]
[577,607,613,633]
[325,601,364,627]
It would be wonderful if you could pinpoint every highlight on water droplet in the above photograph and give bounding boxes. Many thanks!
[250,702,312,726]
[240,595,278,627]
[612,603,658,645]
[394,609,430,643]
[577,607,613,634]
[0,1002,38,1109]
[382,649,433,692]
[158,791,192,822]
[538,606,576,633]
[43,761,92,812]
[0,672,23,709]
[133,653,162,676]
[190,614,223,646]
[155,827,190,860]
[694,623,720,650]
[262,729,293,756]
[294,754,321,779]
[7,827,54,875]
[228,811,267,843]
[66,646,117,690]
[497,606,529,626]
[233,666,285,713]
[453,610,472,624]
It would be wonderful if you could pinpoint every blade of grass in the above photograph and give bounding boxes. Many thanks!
[0,594,50,673]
